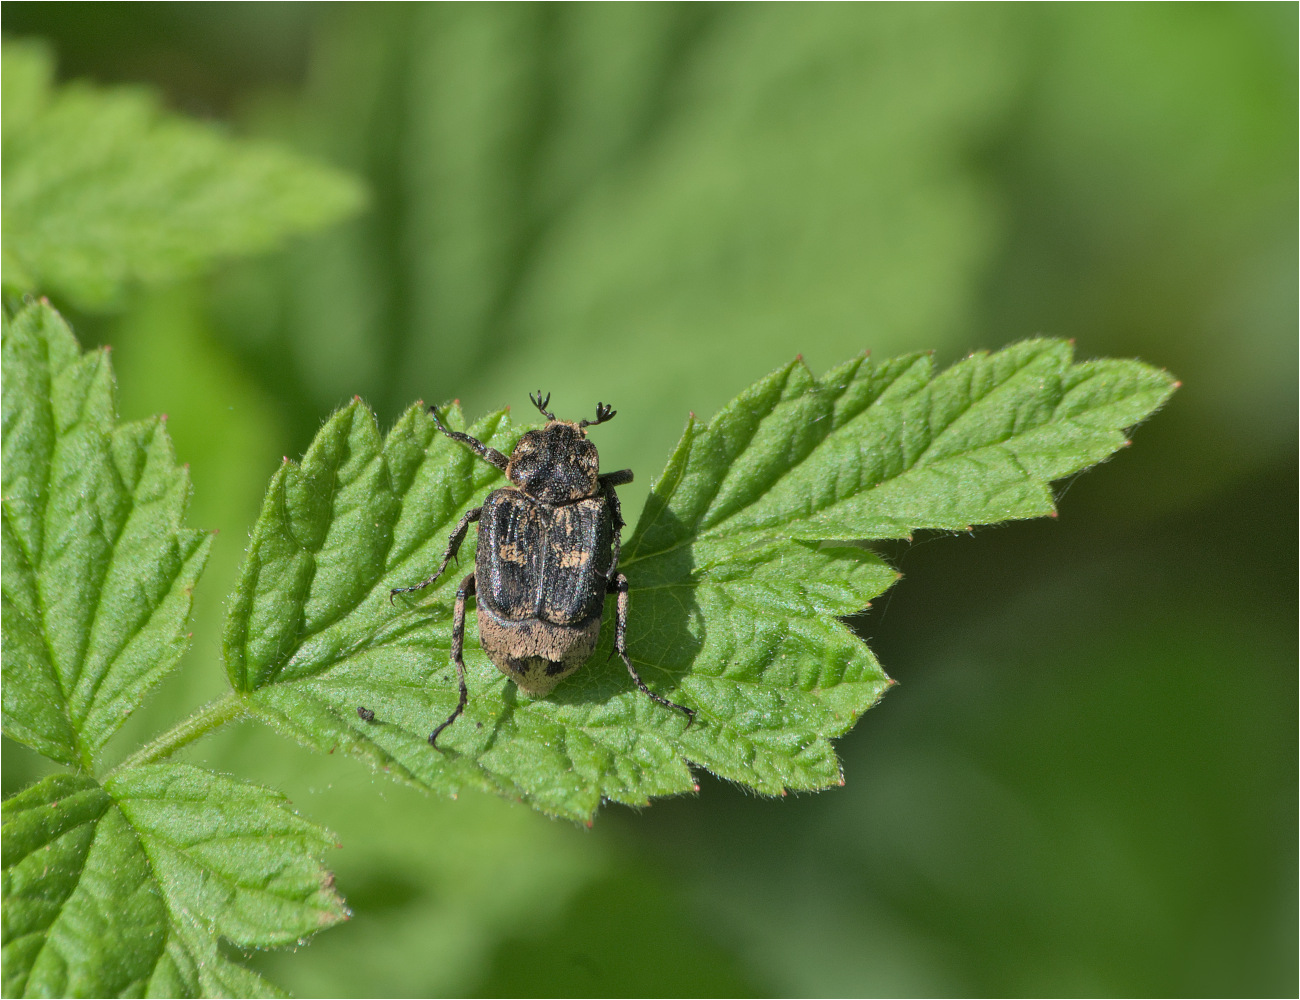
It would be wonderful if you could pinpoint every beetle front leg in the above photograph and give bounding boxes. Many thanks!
[430,571,476,748]
[430,405,509,471]
[390,506,481,602]
[611,573,695,724]
[599,468,633,489]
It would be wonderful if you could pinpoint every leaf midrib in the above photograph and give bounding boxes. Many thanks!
[71,419,178,752]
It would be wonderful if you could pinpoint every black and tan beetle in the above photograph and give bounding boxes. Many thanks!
[391,392,695,747]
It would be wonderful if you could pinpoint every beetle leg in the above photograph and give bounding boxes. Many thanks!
[430,405,509,472]
[600,472,631,583]
[611,573,695,725]
[604,484,625,583]
[598,468,634,489]
[430,571,476,748]
[390,506,481,602]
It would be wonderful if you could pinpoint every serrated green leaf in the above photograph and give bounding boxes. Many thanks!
[2,301,212,768]
[626,340,1178,554]
[225,340,1175,821]
[0,39,366,310]
[1,765,347,998]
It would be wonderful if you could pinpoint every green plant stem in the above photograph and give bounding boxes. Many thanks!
[105,692,246,778]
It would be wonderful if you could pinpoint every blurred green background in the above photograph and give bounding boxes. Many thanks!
[3,3,1295,995]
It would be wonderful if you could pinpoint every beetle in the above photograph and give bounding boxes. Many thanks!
[391,392,695,747]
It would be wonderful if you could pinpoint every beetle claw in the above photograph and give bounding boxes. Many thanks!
[580,401,617,429]
[529,391,556,421]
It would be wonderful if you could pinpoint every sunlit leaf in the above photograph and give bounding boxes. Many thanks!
[1,302,346,996]
[1,766,347,998]
[2,301,210,767]
[227,341,1176,821]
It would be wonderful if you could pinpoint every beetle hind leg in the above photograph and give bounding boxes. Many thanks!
[430,571,476,748]
[612,573,695,725]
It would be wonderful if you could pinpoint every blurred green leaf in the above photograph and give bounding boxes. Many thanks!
[2,765,347,998]
[470,864,765,997]
[219,5,1021,460]
[2,301,210,767]
[226,340,1175,822]
[0,39,365,310]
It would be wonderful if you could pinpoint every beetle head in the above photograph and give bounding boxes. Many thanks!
[506,395,617,503]
[506,421,600,503]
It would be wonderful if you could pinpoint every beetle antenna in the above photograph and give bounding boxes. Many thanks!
[529,391,556,421]
[580,402,616,428]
